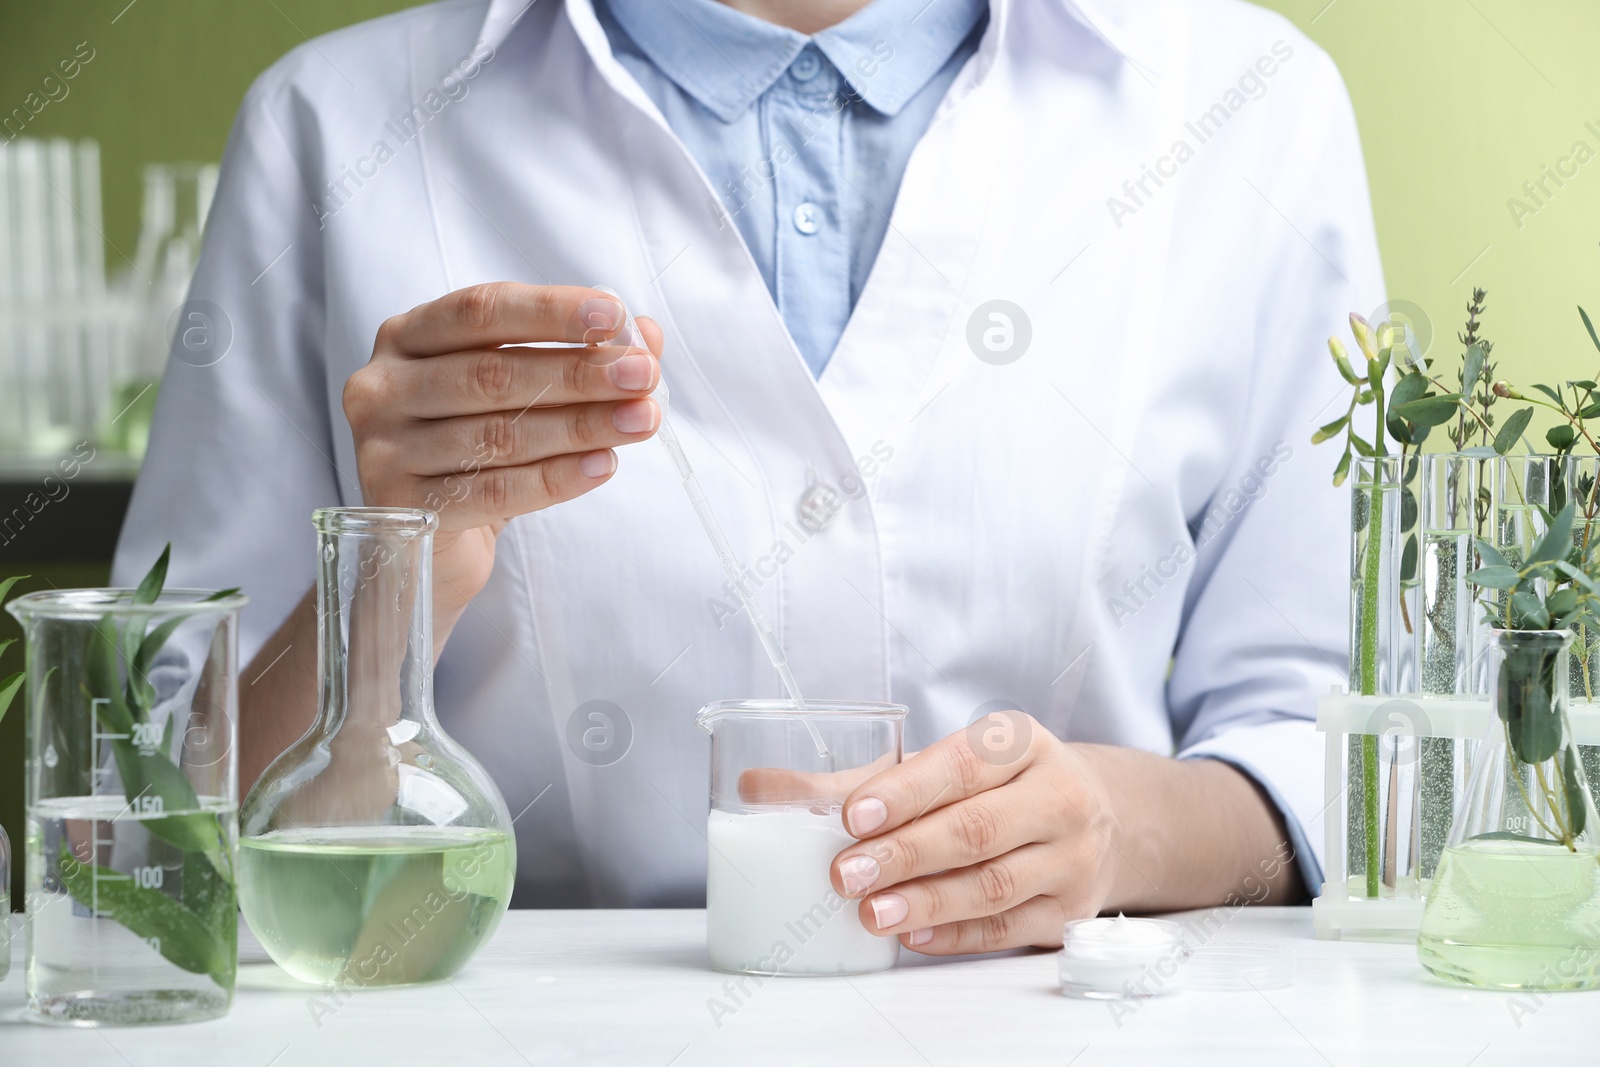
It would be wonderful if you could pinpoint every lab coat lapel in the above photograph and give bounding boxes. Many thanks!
[566,0,894,705]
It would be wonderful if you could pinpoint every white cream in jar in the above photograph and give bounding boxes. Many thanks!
[1057,915,1189,999]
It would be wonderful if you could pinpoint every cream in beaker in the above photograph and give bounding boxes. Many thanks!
[698,699,905,976]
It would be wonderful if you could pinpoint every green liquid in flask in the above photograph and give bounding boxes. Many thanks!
[239,826,514,987]
[1417,837,1600,990]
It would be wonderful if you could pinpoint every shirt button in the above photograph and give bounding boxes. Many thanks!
[792,202,823,235]
[791,50,822,81]
[798,483,842,531]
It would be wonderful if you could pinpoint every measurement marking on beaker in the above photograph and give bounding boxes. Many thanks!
[88,698,116,983]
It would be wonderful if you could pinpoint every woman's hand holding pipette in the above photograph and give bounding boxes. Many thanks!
[240,283,662,797]
[828,710,1303,954]
[343,282,664,645]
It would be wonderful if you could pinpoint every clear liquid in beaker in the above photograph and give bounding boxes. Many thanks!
[25,794,236,1025]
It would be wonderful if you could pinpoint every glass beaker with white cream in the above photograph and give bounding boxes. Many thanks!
[698,700,906,976]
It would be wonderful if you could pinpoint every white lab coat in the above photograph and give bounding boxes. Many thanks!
[115,0,1384,906]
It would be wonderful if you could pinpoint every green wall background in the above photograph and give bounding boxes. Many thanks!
[1,0,1598,907]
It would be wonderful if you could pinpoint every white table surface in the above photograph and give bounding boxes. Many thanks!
[0,907,1593,1066]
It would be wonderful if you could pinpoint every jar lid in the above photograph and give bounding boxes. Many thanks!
[1183,942,1293,991]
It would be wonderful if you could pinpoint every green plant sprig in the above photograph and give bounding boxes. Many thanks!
[1467,503,1597,850]
[1449,289,1498,451]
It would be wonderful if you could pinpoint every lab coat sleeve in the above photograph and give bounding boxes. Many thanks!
[113,59,341,664]
[1165,45,1385,896]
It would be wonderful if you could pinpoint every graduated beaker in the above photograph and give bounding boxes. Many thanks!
[239,508,515,988]
[698,699,905,976]
[8,586,245,1025]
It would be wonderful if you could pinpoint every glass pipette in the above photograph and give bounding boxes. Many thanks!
[592,286,828,760]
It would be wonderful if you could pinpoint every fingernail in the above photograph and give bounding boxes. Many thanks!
[579,450,616,479]
[870,893,908,931]
[847,798,888,837]
[578,298,623,332]
[908,927,934,947]
[607,353,654,391]
[839,854,880,897]
[611,399,658,434]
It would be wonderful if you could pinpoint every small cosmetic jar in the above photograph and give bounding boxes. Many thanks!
[1057,916,1190,1000]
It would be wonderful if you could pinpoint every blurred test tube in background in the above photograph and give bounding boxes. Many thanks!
[0,139,216,473]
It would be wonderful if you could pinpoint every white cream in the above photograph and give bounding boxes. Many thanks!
[706,808,898,976]
[1058,915,1188,999]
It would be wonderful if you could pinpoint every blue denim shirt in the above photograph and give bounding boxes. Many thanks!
[597,0,988,376]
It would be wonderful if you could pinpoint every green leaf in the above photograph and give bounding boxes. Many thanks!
[125,673,157,722]
[1557,559,1600,593]
[1463,342,1487,391]
[1468,831,1565,846]
[134,615,187,679]
[1548,588,1581,618]
[1532,383,1564,407]
[1390,372,1429,408]
[1511,589,1551,630]
[1392,396,1463,426]
[0,574,29,605]
[0,670,22,727]
[1476,539,1511,569]
[1494,407,1535,455]
[1459,445,1499,459]
[87,617,134,727]
[1468,565,1522,590]
[1575,380,1599,392]
[1548,423,1580,450]
[133,545,171,606]
[1581,306,1600,357]
[89,698,221,857]
[1387,413,1414,447]
[110,750,220,856]
[1401,533,1418,582]
[1312,415,1348,445]
[1332,449,1352,488]
[1565,745,1588,839]
[1349,431,1375,458]
[1512,694,1560,762]
[1580,403,1600,420]
[55,841,233,988]
[1530,502,1575,566]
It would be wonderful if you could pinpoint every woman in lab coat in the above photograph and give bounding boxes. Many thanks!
[116,0,1382,951]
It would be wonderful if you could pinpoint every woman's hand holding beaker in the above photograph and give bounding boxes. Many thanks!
[829,710,1302,954]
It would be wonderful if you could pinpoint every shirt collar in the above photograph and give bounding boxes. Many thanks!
[475,0,1159,104]
[601,0,990,121]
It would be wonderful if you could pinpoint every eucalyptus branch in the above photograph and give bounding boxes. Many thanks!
[1493,382,1600,457]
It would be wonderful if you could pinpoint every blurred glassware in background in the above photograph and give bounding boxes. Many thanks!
[0,138,216,475]
[111,161,217,461]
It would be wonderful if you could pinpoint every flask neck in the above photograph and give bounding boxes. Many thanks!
[315,510,436,736]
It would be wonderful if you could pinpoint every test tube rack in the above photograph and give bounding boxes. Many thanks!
[1314,690,1600,941]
